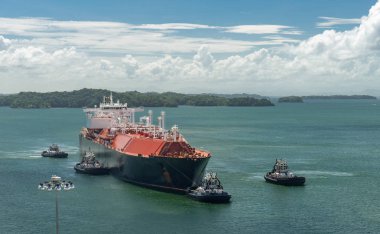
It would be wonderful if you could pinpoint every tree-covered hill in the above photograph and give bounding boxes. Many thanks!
[303,95,376,100]
[278,96,304,103]
[0,89,274,108]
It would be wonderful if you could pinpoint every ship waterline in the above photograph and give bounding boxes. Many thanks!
[79,135,210,193]
[79,94,212,193]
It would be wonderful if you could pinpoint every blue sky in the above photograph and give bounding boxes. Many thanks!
[0,0,373,35]
[0,0,379,95]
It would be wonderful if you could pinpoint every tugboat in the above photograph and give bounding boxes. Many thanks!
[41,144,68,158]
[187,172,231,203]
[264,159,305,186]
[74,151,109,175]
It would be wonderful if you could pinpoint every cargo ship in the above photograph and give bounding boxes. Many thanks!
[79,94,211,193]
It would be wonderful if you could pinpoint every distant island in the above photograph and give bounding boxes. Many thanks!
[278,96,303,103]
[204,93,265,99]
[303,95,376,100]
[0,89,275,108]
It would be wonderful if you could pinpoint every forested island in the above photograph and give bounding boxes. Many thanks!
[278,96,303,103]
[303,95,376,100]
[0,89,274,108]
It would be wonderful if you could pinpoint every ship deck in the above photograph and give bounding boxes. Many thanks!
[82,127,211,159]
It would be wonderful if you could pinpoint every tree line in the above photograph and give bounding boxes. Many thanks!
[0,89,274,108]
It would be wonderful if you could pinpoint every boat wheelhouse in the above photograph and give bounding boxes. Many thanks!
[264,159,305,186]
[41,144,68,158]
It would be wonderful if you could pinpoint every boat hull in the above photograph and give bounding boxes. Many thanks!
[264,174,305,186]
[79,135,210,194]
[187,192,231,203]
[41,151,68,158]
[74,163,110,175]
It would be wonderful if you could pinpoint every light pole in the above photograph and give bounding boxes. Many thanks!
[38,175,75,234]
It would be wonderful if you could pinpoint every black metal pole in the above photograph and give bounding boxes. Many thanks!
[56,190,59,234]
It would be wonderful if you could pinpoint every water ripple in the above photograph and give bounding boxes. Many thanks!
[297,170,354,177]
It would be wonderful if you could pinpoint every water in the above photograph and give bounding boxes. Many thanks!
[0,100,379,233]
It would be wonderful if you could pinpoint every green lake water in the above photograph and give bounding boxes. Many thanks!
[0,100,379,233]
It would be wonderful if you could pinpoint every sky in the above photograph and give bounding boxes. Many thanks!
[0,0,379,95]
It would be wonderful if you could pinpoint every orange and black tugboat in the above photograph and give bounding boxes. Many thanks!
[264,159,305,186]
[79,94,211,193]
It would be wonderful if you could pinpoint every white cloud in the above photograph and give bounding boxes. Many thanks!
[0,18,301,56]
[0,46,81,68]
[132,23,215,30]
[122,55,139,77]
[317,17,362,28]
[2,1,380,95]
[118,0,380,95]
[297,2,380,58]
[139,55,184,81]
[225,25,302,35]
[99,59,114,71]
[0,35,11,50]
[193,45,215,68]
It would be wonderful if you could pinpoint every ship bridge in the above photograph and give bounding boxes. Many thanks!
[84,93,143,129]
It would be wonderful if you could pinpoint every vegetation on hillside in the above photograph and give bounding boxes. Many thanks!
[303,95,376,100]
[0,89,274,108]
[278,96,304,103]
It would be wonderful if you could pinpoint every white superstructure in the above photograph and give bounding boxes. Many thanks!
[83,94,183,142]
